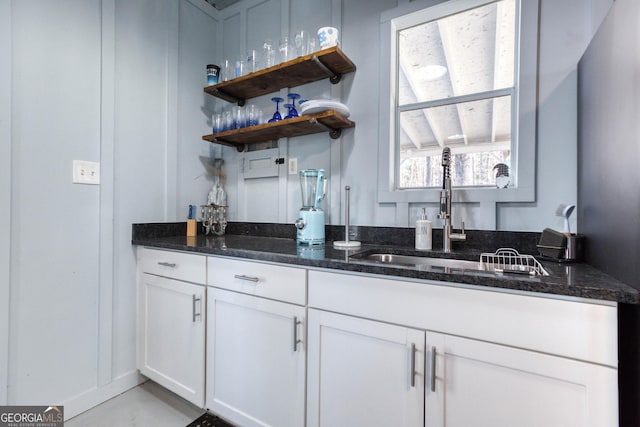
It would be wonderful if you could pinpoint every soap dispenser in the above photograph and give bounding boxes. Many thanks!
[415,208,432,250]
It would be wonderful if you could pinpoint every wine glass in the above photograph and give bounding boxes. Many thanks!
[269,97,284,122]
[285,93,300,119]
[283,103,294,119]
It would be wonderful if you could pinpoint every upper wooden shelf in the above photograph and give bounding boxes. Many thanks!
[202,110,354,151]
[204,46,356,105]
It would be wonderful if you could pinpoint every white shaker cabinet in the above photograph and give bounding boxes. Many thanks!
[206,257,307,427]
[426,332,618,427]
[307,309,425,427]
[136,248,207,407]
[308,270,619,427]
[306,309,618,427]
[134,247,620,427]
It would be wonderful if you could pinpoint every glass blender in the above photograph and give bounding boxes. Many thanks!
[295,169,326,245]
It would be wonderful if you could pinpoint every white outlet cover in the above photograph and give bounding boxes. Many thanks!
[73,160,100,185]
[289,158,298,175]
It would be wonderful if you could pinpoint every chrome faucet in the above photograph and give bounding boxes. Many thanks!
[438,147,466,252]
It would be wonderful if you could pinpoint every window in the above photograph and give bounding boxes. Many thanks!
[379,0,538,203]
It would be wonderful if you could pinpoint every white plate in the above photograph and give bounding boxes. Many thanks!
[300,105,351,117]
[300,100,350,117]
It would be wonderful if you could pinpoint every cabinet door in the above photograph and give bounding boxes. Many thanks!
[138,273,205,407]
[307,309,425,427]
[206,288,306,427]
[426,332,618,427]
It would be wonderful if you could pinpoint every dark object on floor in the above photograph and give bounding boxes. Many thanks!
[187,412,235,427]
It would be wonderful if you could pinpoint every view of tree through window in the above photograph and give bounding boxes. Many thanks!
[396,0,516,188]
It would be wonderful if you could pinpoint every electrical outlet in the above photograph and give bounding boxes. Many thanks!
[289,158,298,175]
[73,160,100,185]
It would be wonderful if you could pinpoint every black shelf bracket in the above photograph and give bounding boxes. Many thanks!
[213,88,246,106]
[329,129,342,139]
[310,55,342,84]
[309,117,342,139]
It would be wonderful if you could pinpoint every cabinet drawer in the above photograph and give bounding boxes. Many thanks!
[139,247,206,284]
[308,270,618,367]
[208,256,306,305]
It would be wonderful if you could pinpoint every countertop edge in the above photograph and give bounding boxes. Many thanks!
[132,235,640,305]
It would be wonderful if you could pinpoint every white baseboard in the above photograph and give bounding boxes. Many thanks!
[61,370,144,420]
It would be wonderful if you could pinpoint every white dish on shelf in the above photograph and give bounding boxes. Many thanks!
[300,100,351,118]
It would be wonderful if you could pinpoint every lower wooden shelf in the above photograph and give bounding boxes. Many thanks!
[202,110,354,150]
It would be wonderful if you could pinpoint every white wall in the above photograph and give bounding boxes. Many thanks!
[1,0,218,418]
[177,1,220,217]
[213,0,613,232]
[9,0,103,407]
[0,0,12,407]
[497,0,613,231]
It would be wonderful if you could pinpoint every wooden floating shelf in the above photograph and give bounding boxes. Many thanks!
[202,110,355,149]
[204,46,356,104]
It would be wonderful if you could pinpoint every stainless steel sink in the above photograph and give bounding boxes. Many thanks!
[360,253,484,271]
[351,251,549,276]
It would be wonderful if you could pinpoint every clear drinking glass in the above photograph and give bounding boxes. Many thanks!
[262,40,276,69]
[212,113,223,133]
[307,37,317,53]
[232,106,245,129]
[222,110,233,131]
[246,48,259,74]
[294,30,309,57]
[245,104,260,127]
[234,57,245,78]
[279,36,294,63]
[221,59,232,81]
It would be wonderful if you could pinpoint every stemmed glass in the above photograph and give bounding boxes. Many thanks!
[284,93,300,119]
[268,97,284,122]
[283,103,294,119]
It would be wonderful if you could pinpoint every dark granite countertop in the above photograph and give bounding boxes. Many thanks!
[132,222,640,304]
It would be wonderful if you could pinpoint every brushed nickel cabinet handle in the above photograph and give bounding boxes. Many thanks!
[410,343,417,387]
[157,262,177,268]
[233,274,259,283]
[192,294,201,322]
[430,346,437,392]
[293,316,302,351]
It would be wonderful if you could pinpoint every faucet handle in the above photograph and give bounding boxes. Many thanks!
[450,221,467,242]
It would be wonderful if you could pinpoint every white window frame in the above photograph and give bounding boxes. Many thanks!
[378,0,538,204]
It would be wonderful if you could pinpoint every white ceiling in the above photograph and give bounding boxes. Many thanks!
[398,0,515,158]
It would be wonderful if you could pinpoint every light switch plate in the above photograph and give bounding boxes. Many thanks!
[73,160,100,185]
[289,158,298,175]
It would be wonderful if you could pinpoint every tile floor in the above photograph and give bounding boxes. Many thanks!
[66,380,204,427]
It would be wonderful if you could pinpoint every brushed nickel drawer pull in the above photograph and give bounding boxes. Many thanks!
[192,294,202,322]
[410,343,417,387]
[430,346,437,392]
[234,274,259,283]
[293,316,302,351]
[157,262,177,268]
